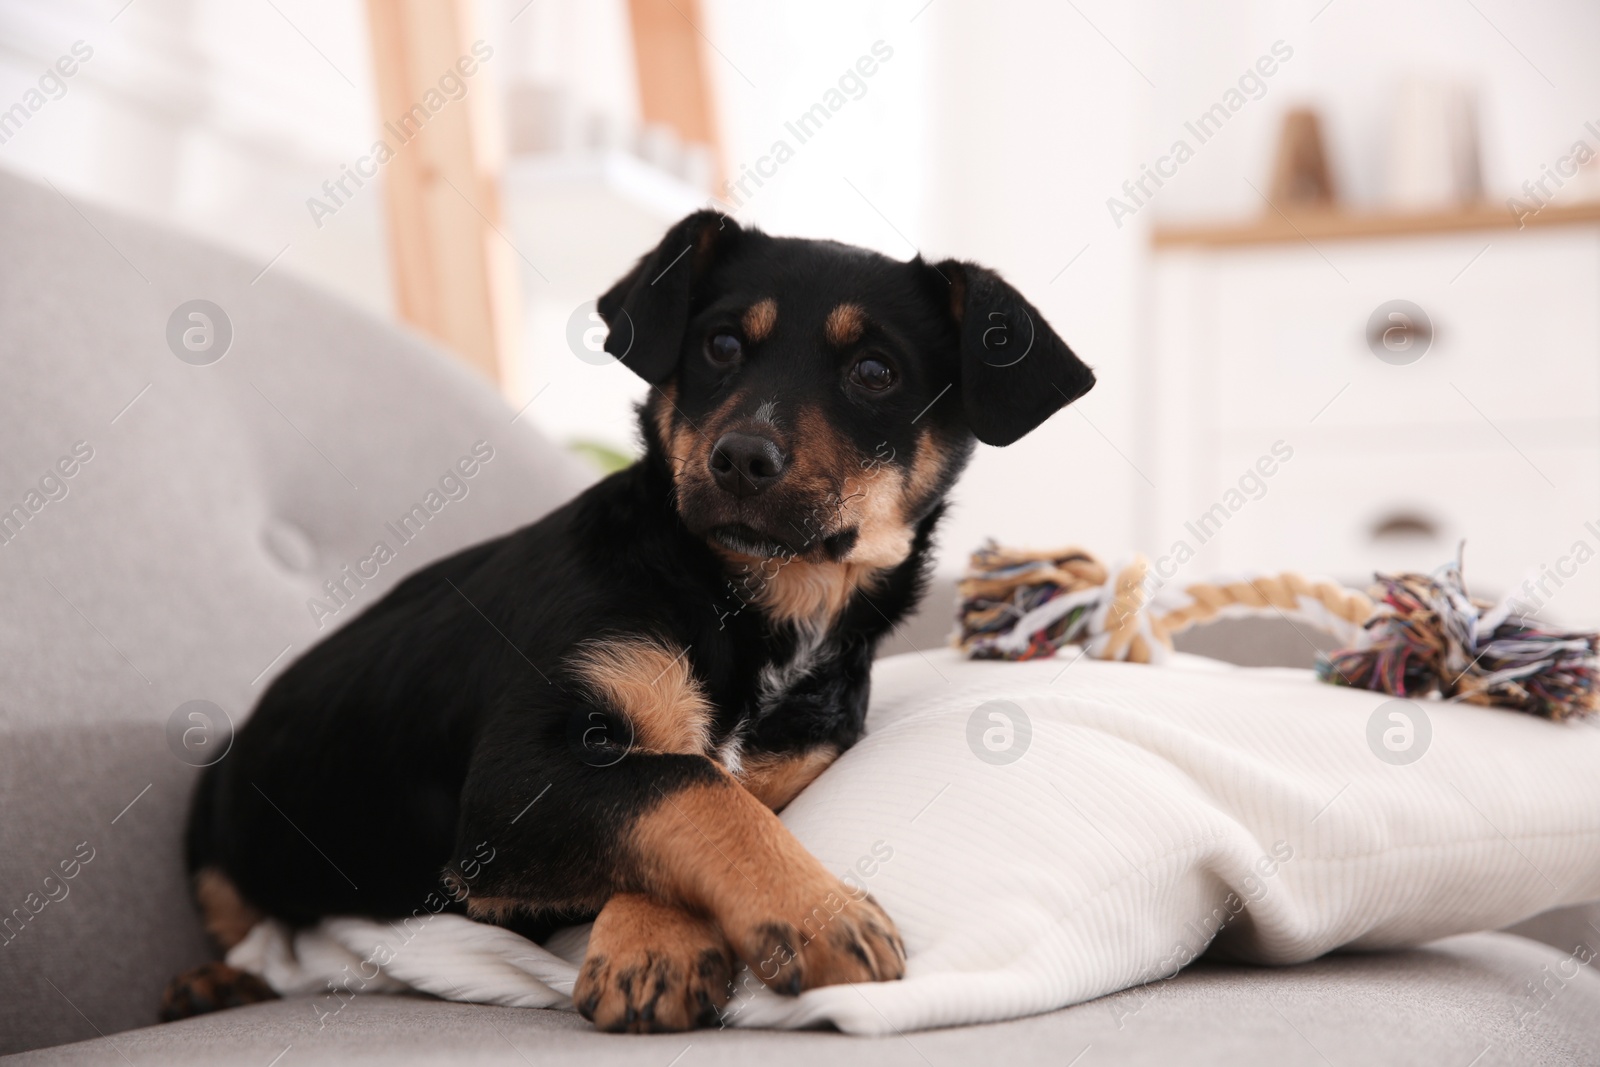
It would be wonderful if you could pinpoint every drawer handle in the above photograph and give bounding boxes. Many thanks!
[1366,309,1433,359]
[1369,310,1433,356]
[1369,511,1440,542]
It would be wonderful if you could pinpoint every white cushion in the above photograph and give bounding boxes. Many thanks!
[234,650,1600,1034]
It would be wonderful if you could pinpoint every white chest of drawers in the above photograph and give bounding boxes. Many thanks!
[1145,211,1600,626]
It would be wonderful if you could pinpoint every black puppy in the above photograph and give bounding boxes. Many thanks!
[169,211,1094,1032]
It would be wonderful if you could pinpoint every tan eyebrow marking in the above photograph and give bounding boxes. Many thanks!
[742,299,778,342]
[824,303,866,346]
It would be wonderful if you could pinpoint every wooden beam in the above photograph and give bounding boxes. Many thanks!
[366,0,519,391]
[626,0,721,178]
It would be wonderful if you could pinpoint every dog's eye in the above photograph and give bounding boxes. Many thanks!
[850,357,896,392]
[706,332,743,366]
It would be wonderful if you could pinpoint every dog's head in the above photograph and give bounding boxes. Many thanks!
[597,211,1094,570]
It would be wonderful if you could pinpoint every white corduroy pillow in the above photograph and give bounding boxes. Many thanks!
[232,650,1600,1034]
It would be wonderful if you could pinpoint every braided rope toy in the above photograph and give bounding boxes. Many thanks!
[953,541,1600,721]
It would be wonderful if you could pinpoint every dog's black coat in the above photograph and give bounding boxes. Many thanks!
[186,211,1093,943]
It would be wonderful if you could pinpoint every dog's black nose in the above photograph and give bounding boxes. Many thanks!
[709,432,786,497]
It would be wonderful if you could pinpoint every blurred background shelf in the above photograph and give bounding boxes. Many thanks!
[1154,199,1600,247]
[503,148,707,294]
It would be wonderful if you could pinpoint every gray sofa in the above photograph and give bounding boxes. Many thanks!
[3,166,1598,1065]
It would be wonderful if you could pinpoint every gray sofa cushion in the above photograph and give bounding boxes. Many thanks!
[7,932,1598,1066]
[0,166,591,1054]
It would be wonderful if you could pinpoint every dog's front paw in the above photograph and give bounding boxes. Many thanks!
[726,883,906,995]
[576,893,735,1032]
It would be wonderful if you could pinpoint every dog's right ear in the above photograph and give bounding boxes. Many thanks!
[597,210,738,383]
[922,258,1095,447]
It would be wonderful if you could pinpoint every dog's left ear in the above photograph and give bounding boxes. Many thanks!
[925,259,1095,447]
[597,210,739,383]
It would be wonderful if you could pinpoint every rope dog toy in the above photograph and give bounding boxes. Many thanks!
[953,541,1600,721]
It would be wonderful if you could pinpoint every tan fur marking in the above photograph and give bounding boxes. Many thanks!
[631,775,810,910]
[843,463,914,568]
[790,407,855,503]
[902,429,949,521]
[629,774,905,991]
[669,408,951,634]
[572,638,713,755]
[654,382,714,494]
[194,867,262,950]
[651,382,678,453]
[461,874,615,921]
[800,408,915,572]
[756,560,881,630]
[465,895,525,923]
[703,405,917,629]
[670,423,700,479]
[664,386,745,498]
[654,380,710,491]
[738,747,840,811]
[743,299,778,342]
[824,303,866,346]
[589,893,714,957]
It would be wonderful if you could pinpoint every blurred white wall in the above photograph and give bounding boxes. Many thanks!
[1147,0,1600,220]
[0,0,391,313]
[916,0,1147,575]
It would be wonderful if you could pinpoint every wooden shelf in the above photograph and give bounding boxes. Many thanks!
[1152,200,1600,248]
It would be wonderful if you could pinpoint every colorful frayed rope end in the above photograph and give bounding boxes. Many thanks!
[954,540,1599,721]
[1316,564,1600,721]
